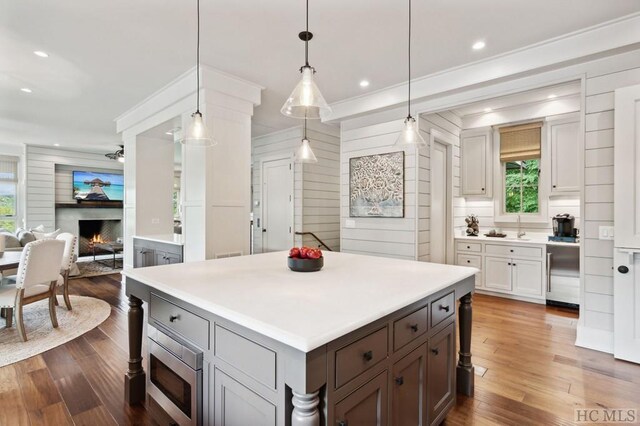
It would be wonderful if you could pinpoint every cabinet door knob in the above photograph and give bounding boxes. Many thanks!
[481,188,485,191]
[409,324,418,332]
[510,249,514,252]
[169,315,178,322]
[439,304,450,312]
[553,185,557,188]
[508,262,511,266]
[431,348,439,356]
[467,260,470,263]
[362,350,373,362]
[512,263,516,266]
[467,246,470,249]
[618,265,629,274]
[395,376,404,385]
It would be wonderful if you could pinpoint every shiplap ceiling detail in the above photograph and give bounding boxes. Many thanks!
[1,1,639,151]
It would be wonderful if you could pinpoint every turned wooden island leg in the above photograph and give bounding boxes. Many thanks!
[292,390,320,426]
[457,292,474,396]
[124,295,146,405]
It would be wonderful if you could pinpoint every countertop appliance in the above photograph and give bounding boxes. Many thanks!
[552,213,575,237]
[148,323,203,426]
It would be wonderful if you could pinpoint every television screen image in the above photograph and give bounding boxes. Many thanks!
[73,171,124,201]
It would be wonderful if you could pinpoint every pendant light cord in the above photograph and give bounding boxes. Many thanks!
[407,0,411,118]
[196,0,201,113]
[305,0,309,66]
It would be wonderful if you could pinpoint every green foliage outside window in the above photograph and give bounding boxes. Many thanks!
[0,194,16,231]
[505,159,539,214]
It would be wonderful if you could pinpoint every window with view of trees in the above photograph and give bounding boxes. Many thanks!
[0,156,18,231]
[499,122,542,215]
[505,159,539,213]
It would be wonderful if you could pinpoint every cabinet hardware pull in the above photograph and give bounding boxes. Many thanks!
[512,263,516,266]
[467,260,470,263]
[431,348,439,355]
[169,315,178,322]
[467,246,470,249]
[395,376,404,385]
[553,185,557,188]
[410,324,418,332]
[439,305,450,312]
[362,350,373,361]
[618,265,629,274]
[508,262,511,266]
[481,188,485,191]
[510,249,514,252]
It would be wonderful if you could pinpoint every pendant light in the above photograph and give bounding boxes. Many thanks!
[182,0,215,146]
[294,117,318,163]
[395,0,426,149]
[280,0,331,120]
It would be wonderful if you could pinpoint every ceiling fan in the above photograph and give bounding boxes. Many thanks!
[105,145,125,163]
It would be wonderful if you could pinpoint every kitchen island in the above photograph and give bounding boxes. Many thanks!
[122,251,477,426]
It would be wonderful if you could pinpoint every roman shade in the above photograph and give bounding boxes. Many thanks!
[499,122,543,162]
[0,156,18,182]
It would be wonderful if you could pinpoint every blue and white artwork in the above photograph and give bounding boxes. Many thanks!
[349,151,404,218]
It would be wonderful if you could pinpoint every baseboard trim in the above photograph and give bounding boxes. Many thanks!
[575,324,613,354]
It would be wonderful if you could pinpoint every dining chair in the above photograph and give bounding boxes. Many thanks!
[0,239,65,341]
[55,232,77,310]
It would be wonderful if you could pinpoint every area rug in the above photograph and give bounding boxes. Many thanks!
[0,295,111,367]
[73,260,122,279]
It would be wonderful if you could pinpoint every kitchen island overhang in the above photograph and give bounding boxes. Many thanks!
[122,251,477,426]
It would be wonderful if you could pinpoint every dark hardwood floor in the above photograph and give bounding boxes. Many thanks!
[0,274,638,425]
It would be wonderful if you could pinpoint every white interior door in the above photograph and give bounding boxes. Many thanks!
[262,158,292,252]
[431,141,449,264]
[613,83,640,363]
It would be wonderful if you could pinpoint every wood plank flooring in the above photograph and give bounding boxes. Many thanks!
[0,274,638,425]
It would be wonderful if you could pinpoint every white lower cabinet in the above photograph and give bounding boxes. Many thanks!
[484,257,513,292]
[457,240,545,303]
[512,259,543,296]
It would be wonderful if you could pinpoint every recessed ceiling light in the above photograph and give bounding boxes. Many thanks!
[54,143,60,147]
[547,94,557,99]
[472,40,486,50]
[165,131,173,135]
[483,107,492,113]
[359,80,370,88]
[33,51,49,58]
[20,88,32,93]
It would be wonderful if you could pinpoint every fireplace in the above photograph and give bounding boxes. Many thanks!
[78,219,122,256]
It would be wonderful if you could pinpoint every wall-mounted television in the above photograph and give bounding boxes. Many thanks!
[73,171,124,201]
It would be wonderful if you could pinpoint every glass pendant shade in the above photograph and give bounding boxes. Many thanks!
[294,138,318,163]
[281,66,331,120]
[182,111,216,147]
[395,116,427,148]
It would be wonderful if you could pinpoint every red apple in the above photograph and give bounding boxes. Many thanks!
[289,247,300,258]
[307,248,322,259]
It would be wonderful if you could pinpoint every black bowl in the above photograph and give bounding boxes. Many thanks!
[288,256,324,272]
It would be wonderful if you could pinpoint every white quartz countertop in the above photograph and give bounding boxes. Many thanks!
[455,235,580,248]
[133,234,184,246]
[122,251,477,352]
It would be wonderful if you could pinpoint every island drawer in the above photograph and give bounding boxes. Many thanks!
[456,242,482,253]
[214,325,277,390]
[149,293,209,349]
[456,254,481,269]
[335,326,388,388]
[485,244,542,258]
[431,292,455,328]
[393,306,428,351]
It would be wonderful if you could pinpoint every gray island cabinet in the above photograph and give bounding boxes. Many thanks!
[122,251,477,426]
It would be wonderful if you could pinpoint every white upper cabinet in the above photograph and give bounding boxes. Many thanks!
[548,117,580,194]
[461,129,492,197]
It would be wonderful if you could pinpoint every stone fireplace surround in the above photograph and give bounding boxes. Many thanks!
[55,206,123,257]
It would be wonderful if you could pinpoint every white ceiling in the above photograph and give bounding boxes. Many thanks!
[1,1,639,153]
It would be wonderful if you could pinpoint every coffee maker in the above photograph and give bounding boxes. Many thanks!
[550,213,578,242]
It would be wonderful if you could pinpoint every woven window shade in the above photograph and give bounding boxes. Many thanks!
[499,122,542,162]
[0,156,18,182]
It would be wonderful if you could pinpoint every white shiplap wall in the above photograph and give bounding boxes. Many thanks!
[340,120,416,260]
[251,124,340,253]
[25,146,123,231]
[417,112,463,262]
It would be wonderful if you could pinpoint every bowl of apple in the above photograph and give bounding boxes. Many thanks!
[287,246,324,272]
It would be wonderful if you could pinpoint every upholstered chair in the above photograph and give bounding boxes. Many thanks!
[0,239,65,341]
[55,233,77,310]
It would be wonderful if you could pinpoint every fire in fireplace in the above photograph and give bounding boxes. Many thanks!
[78,219,122,256]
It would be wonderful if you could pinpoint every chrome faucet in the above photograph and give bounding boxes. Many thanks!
[517,214,526,238]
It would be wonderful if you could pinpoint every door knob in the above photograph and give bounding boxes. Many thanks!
[262,229,267,233]
[618,265,629,274]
